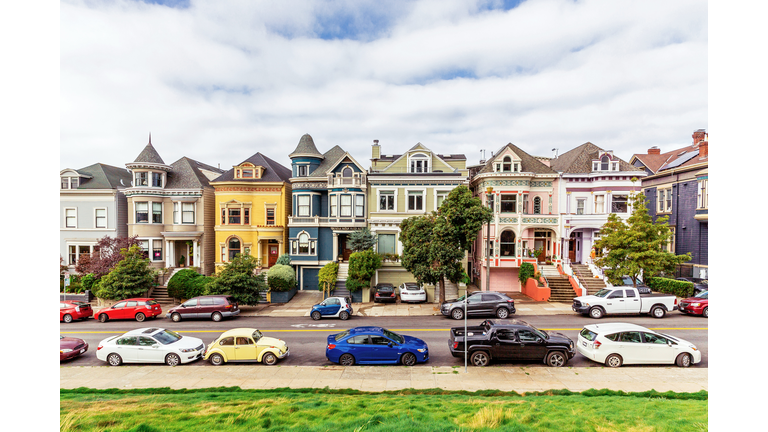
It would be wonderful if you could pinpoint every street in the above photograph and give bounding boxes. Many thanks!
[60,312,708,368]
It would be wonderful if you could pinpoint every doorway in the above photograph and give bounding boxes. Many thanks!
[340,234,352,261]
[268,245,279,267]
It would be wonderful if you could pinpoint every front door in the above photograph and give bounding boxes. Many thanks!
[569,233,577,262]
[534,239,546,262]
[341,235,352,261]
[268,245,279,267]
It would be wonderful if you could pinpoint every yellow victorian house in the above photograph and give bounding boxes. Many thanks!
[210,153,292,271]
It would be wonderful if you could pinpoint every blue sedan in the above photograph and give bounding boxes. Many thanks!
[326,327,429,366]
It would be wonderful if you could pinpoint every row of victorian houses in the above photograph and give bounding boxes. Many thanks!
[60,130,708,299]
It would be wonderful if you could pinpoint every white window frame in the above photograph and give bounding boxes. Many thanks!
[64,207,77,228]
[135,202,149,223]
[408,153,430,173]
[297,164,309,177]
[151,172,163,188]
[594,195,605,214]
[434,189,450,211]
[576,198,585,215]
[329,194,338,217]
[297,195,311,217]
[340,195,352,217]
[94,207,107,229]
[697,180,708,209]
[134,171,149,187]
[291,231,317,256]
[265,206,276,226]
[378,189,396,212]
[611,194,628,214]
[406,188,426,212]
[152,202,163,224]
[355,194,365,217]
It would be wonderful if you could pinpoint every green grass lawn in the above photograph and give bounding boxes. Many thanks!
[60,387,707,432]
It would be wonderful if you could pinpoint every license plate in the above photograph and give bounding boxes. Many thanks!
[582,342,587,347]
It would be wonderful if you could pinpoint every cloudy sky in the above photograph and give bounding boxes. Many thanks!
[59,0,708,172]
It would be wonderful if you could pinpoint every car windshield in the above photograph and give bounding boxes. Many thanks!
[528,324,548,339]
[580,328,597,341]
[378,286,393,292]
[594,289,612,298]
[382,329,404,344]
[695,291,708,299]
[252,330,263,342]
[334,330,350,342]
[146,299,158,305]
[152,330,183,345]
[404,284,419,290]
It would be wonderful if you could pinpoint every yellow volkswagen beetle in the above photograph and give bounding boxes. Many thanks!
[204,328,289,366]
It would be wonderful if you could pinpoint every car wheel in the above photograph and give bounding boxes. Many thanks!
[496,308,509,319]
[98,314,108,323]
[401,352,417,366]
[171,313,181,322]
[651,306,666,319]
[451,308,464,320]
[211,312,222,322]
[676,353,692,368]
[165,353,181,366]
[262,352,278,365]
[589,307,604,319]
[107,353,122,366]
[135,312,146,322]
[209,353,225,366]
[63,314,73,323]
[470,351,490,367]
[605,354,623,368]
[546,351,567,367]
[703,307,708,318]
[339,311,350,320]
[339,353,355,366]
[311,311,321,320]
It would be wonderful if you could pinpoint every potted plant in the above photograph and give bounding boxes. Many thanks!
[179,255,185,268]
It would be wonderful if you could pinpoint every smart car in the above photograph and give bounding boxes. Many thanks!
[204,328,289,366]
[326,326,429,366]
[96,327,205,366]
[310,296,353,320]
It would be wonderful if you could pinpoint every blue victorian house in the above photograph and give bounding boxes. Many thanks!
[287,134,368,292]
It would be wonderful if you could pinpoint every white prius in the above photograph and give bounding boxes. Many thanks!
[96,327,205,366]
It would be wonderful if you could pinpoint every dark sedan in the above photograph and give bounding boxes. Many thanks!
[373,283,397,303]
[60,335,88,361]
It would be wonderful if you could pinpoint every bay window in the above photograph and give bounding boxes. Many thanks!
[152,202,162,223]
[297,195,310,217]
[594,195,604,214]
[151,172,163,187]
[134,172,148,186]
[355,195,365,217]
[135,202,149,223]
[611,195,628,213]
[330,195,337,217]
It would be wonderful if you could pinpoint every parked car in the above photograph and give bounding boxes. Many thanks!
[398,282,427,303]
[96,327,205,366]
[60,300,93,323]
[679,291,708,318]
[326,326,429,366]
[166,295,239,322]
[619,276,651,294]
[449,319,575,367]
[60,335,88,361]
[441,291,515,320]
[676,277,708,295]
[373,283,397,303]
[94,298,162,323]
[310,296,353,320]
[204,328,289,366]
[577,323,701,368]
[572,286,678,319]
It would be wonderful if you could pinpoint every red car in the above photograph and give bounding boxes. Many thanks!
[94,298,163,322]
[679,291,708,318]
[60,300,93,323]
[60,335,88,361]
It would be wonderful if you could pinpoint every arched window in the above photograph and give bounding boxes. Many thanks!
[342,167,353,177]
[410,154,429,173]
[601,155,610,171]
[298,232,309,254]
[533,197,542,214]
[500,230,516,256]
[228,237,241,261]
[502,156,512,172]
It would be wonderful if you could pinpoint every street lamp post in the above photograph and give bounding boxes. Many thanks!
[485,186,493,292]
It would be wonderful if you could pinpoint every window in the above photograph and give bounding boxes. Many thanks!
[408,191,423,211]
[244,208,250,225]
[292,232,316,255]
[330,195,337,217]
[487,194,495,210]
[522,194,528,213]
[65,208,77,228]
[151,172,163,187]
[219,337,234,346]
[221,208,226,224]
[152,239,162,261]
[61,177,79,189]
[697,180,708,209]
[136,202,149,223]
[502,156,512,172]
[152,202,162,223]
[297,195,310,217]
[601,156,610,171]
[347,335,369,345]
[665,227,676,253]
[95,208,106,228]
[379,191,394,211]
[236,337,253,345]
[612,162,618,171]
[68,245,77,264]
[665,189,672,212]
[410,154,428,173]
[241,168,253,178]
[576,199,585,215]
[228,238,241,261]
[340,195,352,217]
[266,208,275,225]
[500,194,516,213]
[378,234,396,255]
[135,172,148,186]
[228,209,241,224]
[342,167,353,178]
[298,232,309,254]
[533,196,541,214]
[138,240,149,259]
[436,191,448,209]
[182,203,194,224]
[619,332,642,343]
[611,195,628,213]
[297,165,308,177]
[355,195,365,217]
[642,332,668,344]
[500,230,516,256]
[594,195,605,214]
[517,330,539,342]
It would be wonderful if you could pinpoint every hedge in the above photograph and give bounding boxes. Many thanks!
[646,276,695,298]
[267,264,296,292]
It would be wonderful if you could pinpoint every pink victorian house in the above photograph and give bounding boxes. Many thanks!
[468,143,562,292]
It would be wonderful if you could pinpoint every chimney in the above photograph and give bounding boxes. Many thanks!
[699,138,708,159]
[372,140,380,160]
[692,129,707,147]
[648,146,661,155]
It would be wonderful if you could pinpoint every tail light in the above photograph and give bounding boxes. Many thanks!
[507,299,514,303]
[225,305,233,309]
[453,342,459,349]
[97,345,103,351]
[346,305,351,310]
[327,344,336,350]
[391,292,395,297]
[674,298,678,305]
[593,341,601,349]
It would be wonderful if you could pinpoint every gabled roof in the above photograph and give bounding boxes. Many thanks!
[66,163,133,189]
[211,152,292,183]
[165,157,225,189]
[475,143,558,175]
[631,143,704,175]
[374,142,464,173]
[309,145,347,176]
[550,142,643,174]
[289,134,324,159]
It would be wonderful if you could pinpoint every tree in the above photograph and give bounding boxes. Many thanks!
[94,245,156,300]
[167,269,202,300]
[318,262,339,298]
[346,249,382,292]
[347,228,377,253]
[75,236,141,279]
[275,254,292,266]
[399,186,492,303]
[207,254,266,305]
[594,193,691,286]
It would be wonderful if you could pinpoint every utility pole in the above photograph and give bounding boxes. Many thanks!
[485,186,493,292]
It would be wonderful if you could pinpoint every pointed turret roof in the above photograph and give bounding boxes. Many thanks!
[133,134,166,164]
[289,134,324,159]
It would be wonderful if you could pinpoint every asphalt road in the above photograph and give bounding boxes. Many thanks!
[60,313,708,368]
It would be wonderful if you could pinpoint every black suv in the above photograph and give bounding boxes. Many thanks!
[440,291,515,320]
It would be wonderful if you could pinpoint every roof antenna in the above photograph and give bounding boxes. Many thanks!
[148,132,152,145]
[552,148,558,158]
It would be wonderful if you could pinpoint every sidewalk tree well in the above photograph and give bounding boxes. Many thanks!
[266,264,296,292]
[75,235,141,280]
[347,227,377,253]
[206,254,266,305]
[345,249,381,292]
[93,245,155,300]
[594,193,691,287]
[318,262,339,298]
[400,185,492,303]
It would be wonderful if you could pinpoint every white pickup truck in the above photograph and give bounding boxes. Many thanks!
[572,286,678,319]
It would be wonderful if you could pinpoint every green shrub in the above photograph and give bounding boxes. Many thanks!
[81,274,96,291]
[167,269,201,300]
[188,275,213,298]
[275,254,292,266]
[318,262,339,292]
[266,264,296,292]
[646,276,694,298]
[519,262,535,284]
[346,249,381,292]
[95,245,155,300]
[345,277,370,293]
[206,254,265,305]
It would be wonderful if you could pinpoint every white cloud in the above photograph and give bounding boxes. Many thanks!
[60,0,707,172]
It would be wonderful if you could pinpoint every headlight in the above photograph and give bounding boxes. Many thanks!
[417,348,427,353]
[691,303,700,307]
[60,349,73,353]
[180,347,197,353]
[690,345,698,351]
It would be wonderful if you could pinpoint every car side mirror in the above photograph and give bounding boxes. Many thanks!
[320,303,326,306]
[537,338,544,344]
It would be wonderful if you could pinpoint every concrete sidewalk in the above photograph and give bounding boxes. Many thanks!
[60,365,707,393]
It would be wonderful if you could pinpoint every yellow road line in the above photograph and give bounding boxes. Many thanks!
[59,327,708,334]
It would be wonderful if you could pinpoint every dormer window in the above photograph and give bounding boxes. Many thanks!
[235,163,262,179]
[502,156,512,172]
[297,165,308,177]
[601,156,610,171]
[61,177,79,189]
[409,153,429,173]
[343,167,353,178]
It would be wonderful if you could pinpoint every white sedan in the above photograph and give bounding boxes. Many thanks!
[398,282,427,303]
[96,327,205,366]
[577,323,701,368]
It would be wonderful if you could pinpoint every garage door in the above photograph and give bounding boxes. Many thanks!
[301,267,320,291]
[490,268,520,292]
[376,269,413,287]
